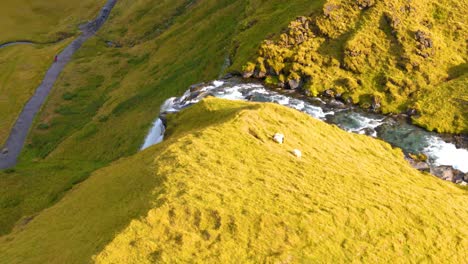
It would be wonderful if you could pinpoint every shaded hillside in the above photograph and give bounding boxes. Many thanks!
[244,0,468,133]
[0,98,466,263]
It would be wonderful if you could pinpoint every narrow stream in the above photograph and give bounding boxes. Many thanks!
[142,77,468,175]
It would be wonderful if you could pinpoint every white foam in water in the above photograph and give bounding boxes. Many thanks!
[142,79,468,172]
[343,114,384,137]
[271,95,290,105]
[356,115,384,130]
[250,88,269,95]
[213,80,224,87]
[304,105,326,119]
[141,118,166,150]
[424,137,468,173]
[160,97,178,113]
[216,86,244,100]
[289,99,305,111]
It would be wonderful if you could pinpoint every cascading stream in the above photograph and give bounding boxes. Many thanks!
[142,77,468,175]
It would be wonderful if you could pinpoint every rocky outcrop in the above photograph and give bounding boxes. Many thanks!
[241,0,466,134]
[414,30,434,58]
[406,157,430,172]
[406,153,467,185]
[430,166,467,184]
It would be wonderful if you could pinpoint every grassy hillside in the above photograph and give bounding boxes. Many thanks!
[0,0,105,43]
[244,0,467,133]
[0,41,71,145]
[0,98,466,263]
[0,0,328,235]
[0,0,107,145]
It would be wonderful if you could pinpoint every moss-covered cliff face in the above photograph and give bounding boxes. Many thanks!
[244,0,467,134]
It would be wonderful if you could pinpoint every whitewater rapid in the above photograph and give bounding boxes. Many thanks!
[141,79,468,173]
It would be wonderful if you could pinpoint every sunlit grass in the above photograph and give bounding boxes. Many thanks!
[1,99,466,263]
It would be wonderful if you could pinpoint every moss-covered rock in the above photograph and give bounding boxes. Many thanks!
[244,0,467,133]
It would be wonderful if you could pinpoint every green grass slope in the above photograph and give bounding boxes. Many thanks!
[0,0,105,43]
[245,0,467,133]
[0,0,107,145]
[0,0,328,235]
[0,41,71,145]
[1,98,466,263]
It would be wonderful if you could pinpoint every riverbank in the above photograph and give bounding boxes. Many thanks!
[142,76,468,184]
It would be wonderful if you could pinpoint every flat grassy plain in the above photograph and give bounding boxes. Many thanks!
[0,0,328,235]
[1,99,466,263]
[0,0,105,43]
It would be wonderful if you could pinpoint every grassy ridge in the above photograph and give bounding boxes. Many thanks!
[244,0,467,133]
[0,0,328,235]
[0,0,105,43]
[1,98,466,263]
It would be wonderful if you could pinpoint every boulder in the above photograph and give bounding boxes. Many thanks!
[242,71,254,79]
[431,166,454,181]
[406,108,418,116]
[361,128,375,136]
[406,155,431,172]
[287,79,301,90]
[189,83,206,92]
[323,89,335,98]
[1,148,8,155]
[254,70,266,79]
[415,30,433,49]
[371,95,381,112]
[357,0,375,9]
[407,159,430,172]
[328,99,346,109]
[430,166,464,183]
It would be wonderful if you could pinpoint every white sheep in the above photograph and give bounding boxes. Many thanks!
[292,149,302,158]
[273,133,284,144]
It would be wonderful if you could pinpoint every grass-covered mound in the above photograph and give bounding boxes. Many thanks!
[244,0,467,134]
[1,98,466,263]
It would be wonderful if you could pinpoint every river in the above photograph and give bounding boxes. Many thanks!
[142,77,468,177]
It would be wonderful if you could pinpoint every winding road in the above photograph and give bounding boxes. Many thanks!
[0,0,118,169]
